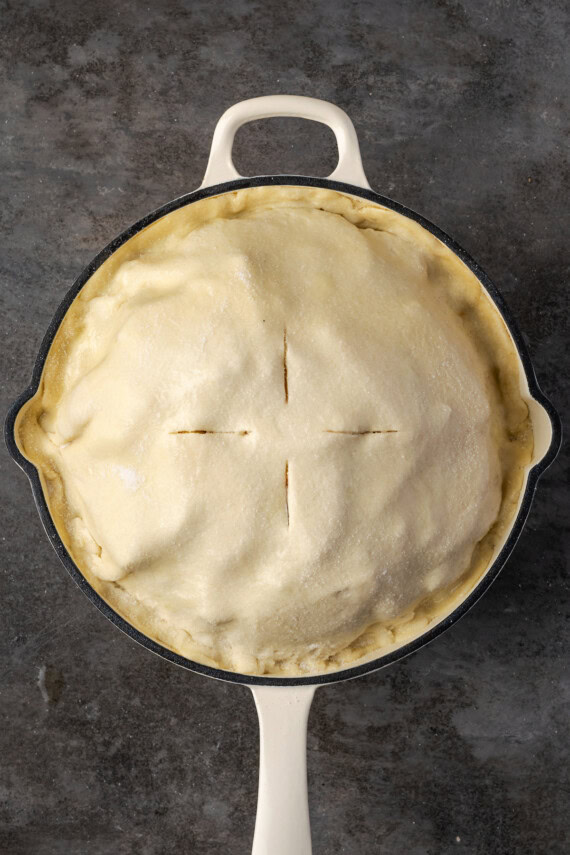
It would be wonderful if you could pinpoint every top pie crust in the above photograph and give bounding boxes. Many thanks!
[16,186,532,675]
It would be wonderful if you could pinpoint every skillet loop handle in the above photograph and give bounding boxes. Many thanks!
[201,95,371,189]
[250,685,316,855]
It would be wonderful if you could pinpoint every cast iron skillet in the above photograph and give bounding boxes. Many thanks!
[5,97,561,855]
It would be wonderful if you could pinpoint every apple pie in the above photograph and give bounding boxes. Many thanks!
[16,186,533,675]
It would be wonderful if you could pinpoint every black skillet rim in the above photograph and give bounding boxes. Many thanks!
[4,175,562,687]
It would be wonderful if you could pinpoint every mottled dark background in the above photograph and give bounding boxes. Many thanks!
[1,1,568,853]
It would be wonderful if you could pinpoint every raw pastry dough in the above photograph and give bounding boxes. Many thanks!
[17,186,532,675]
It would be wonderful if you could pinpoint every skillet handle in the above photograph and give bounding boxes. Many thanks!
[250,684,316,855]
[201,95,371,189]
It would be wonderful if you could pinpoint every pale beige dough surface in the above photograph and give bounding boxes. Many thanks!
[17,186,532,675]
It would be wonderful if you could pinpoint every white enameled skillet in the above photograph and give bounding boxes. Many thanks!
[6,96,561,854]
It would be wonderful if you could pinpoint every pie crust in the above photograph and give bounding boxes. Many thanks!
[16,186,533,675]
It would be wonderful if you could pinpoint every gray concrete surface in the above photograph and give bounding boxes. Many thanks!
[1,1,568,853]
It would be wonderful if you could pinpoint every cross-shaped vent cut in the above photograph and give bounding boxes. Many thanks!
[170,325,398,528]
[324,430,398,435]
[170,430,250,435]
